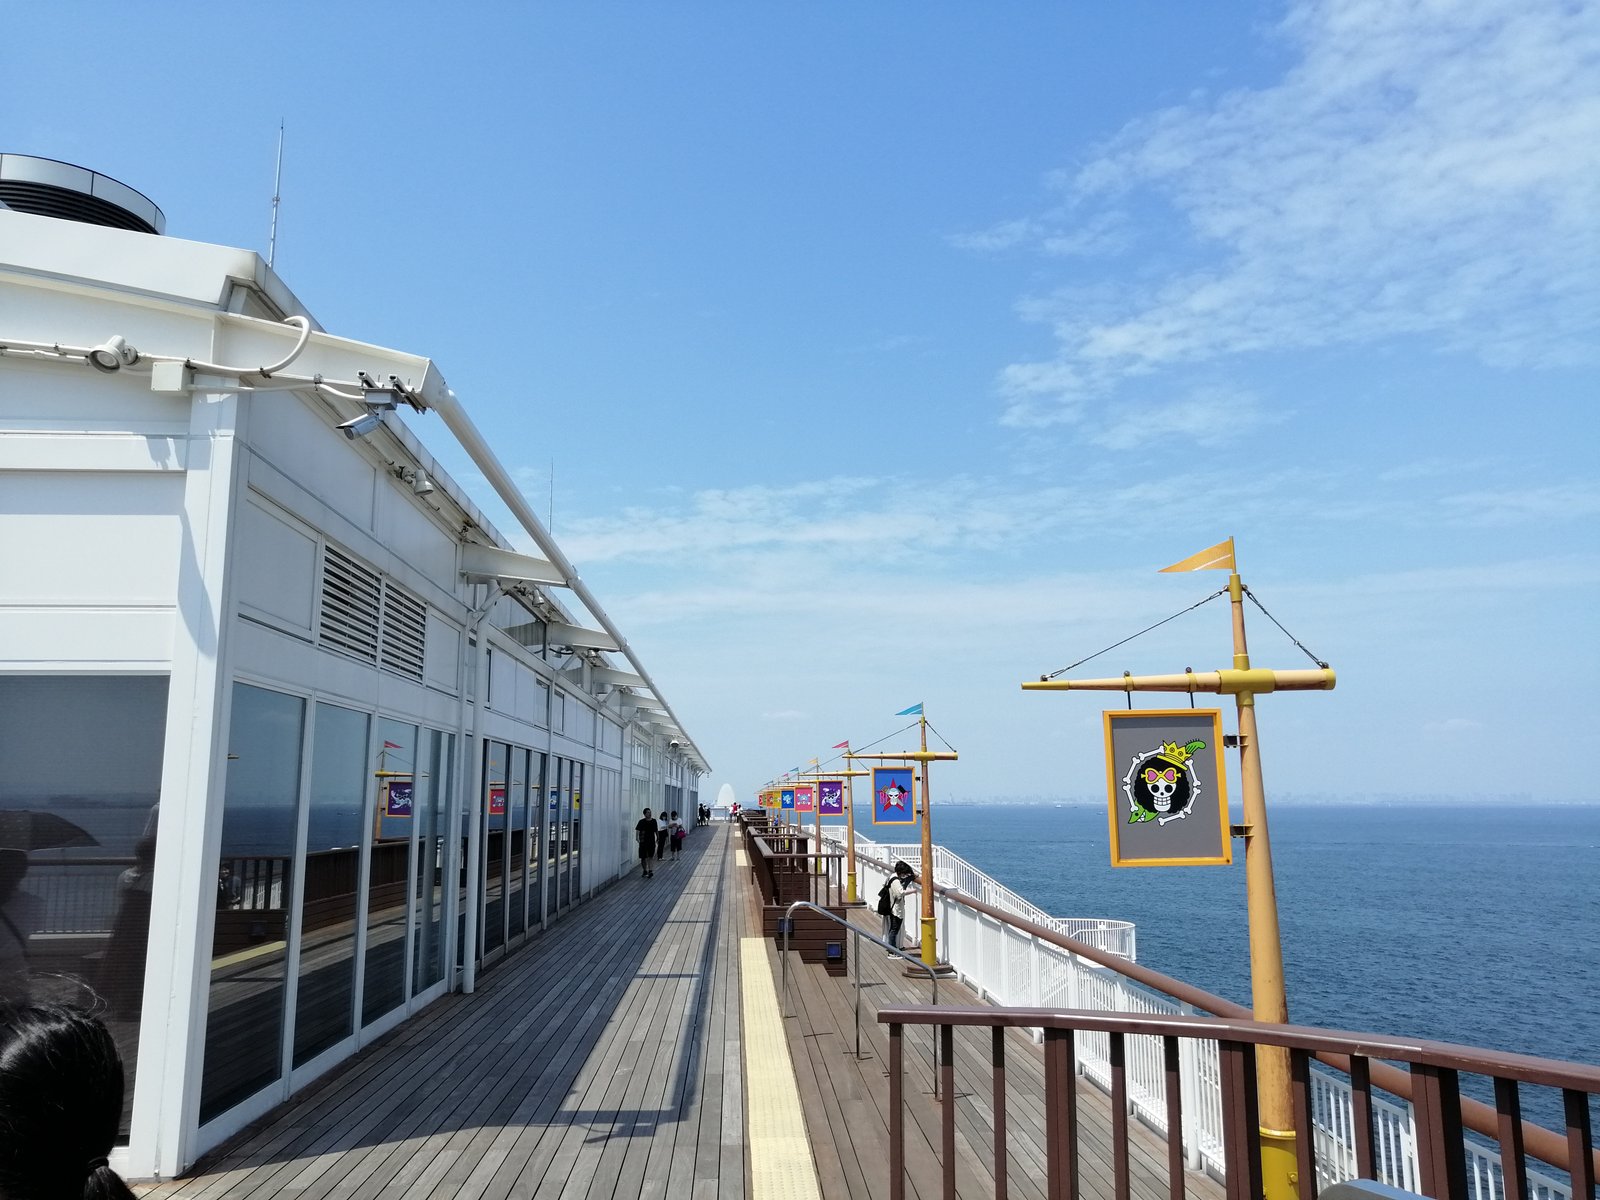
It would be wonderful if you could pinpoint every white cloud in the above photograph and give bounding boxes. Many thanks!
[1089,386,1283,450]
[1439,483,1600,527]
[986,0,1600,425]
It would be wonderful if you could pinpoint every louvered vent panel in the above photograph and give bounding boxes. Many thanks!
[319,546,381,664]
[380,583,427,682]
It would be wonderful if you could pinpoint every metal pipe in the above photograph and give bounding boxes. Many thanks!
[425,387,710,772]
[781,899,940,1094]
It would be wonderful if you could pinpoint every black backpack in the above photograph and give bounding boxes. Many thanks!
[876,880,893,915]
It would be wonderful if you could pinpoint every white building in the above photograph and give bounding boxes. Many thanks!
[0,155,707,1178]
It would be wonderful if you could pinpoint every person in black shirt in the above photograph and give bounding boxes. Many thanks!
[635,808,658,878]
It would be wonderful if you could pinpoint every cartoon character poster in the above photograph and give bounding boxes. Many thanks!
[794,784,815,813]
[818,779,844,815]
[489,785,507,817]
[384,779,414,818]
[1103,709,1231,866]
[871,766,916,825]
[780,788,795,811]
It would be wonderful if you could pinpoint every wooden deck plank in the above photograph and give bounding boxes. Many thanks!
[142,823,1226,1200]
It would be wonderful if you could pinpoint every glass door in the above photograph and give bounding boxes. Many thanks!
[479,741,508,966]
[363,718,417,1028]
[506,748,528,944]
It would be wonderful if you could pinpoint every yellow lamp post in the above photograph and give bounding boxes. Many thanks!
[1022,538,1332,1200]
[850,707,959,971]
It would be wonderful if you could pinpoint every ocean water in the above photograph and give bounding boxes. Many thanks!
[855,802,1600,1069]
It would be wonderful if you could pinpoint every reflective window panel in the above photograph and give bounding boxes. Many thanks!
[0,675,168,1141]
[201,683,303,1124]
[411,730,451,994]
[362,718,415,1026]
[292,703,367,1067]
[481,741,508,957]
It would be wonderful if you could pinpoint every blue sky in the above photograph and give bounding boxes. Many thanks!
[8,1,1597,803]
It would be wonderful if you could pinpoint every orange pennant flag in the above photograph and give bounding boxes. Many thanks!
[1159,537,1236,573]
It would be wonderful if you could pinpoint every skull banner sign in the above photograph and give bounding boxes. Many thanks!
[1103,709,1231,867]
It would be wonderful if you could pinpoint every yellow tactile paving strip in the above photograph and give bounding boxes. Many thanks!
[740,936,823,1200]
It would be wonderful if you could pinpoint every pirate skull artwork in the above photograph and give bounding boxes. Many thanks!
[1122,738,1207,825]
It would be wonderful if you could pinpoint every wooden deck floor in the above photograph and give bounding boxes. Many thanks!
[141,824,1223,1200]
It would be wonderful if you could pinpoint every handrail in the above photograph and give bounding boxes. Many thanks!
[879,1007,1600,1093]
[880,1005,1600,1200]
[854,843,1600,1180]
[781,900,940,1096]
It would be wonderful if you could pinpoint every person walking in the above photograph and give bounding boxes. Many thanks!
[885,861,916,956]
[655,810,670,861]
[668,811,685,859]
[635,808,658,878]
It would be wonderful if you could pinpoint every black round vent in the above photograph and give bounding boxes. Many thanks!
[0,154,164,235]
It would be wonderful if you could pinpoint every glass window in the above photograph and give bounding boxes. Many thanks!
[201,683,303,1124]
[411,730,451,994]
[545,759,563,915]
[527,752,545,928]
[507,747,527,940]
[362,718,415,1025]
[0,675,168,1141]
[481,741,507,957]
[570,762,583,899]
[293,703,366,1067]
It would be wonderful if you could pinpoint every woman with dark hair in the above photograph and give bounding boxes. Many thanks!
[0,1004,137,1200]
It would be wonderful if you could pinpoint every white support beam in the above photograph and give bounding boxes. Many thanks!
[592,665,649,690]
[545,621,618,652]
[460,543,567,587]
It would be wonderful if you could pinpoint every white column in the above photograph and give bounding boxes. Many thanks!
[128,382,244,1179]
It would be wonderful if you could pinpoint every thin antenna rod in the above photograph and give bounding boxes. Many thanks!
[267,121,285,269]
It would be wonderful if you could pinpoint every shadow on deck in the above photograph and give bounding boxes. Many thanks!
[139,824,1216,1200]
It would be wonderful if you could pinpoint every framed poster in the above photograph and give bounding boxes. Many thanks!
[780,788,795,811]
[818,779,844,815]
[794,784,815,813]
[1103,709,1231,867]
[489,784,507,817]
[384,779,414,818]
[871,766,916,825]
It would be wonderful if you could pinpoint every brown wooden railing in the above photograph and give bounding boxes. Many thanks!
[848,841,1600,1185]
[879,1005,1600,1200]
[747,833,847,910]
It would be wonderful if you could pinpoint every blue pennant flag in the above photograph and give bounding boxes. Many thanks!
[895,702,924,717]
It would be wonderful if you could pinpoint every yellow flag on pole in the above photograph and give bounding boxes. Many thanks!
[1159,537,1236,573]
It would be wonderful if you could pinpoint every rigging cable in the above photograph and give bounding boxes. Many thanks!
[1242,586,1329,669]
[1042,588,1228,680]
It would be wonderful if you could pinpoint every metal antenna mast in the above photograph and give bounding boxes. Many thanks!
[267,121,285,268]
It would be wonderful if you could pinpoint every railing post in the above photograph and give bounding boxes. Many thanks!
[993,1027,1009,1200]
[1110,1033,1130,1200]
[1411,1064,1466,1200]
[889,1022,906,1200]
[1219,1040,1264,1200]
[941,1025,956,1200]
[1178,1023,1203,1169]
[1563,1088,1595,1200]
[1044,1027,1079,1200]
[1163,1036,1186,1200]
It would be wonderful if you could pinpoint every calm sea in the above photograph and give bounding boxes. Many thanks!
[844,802,1600,1069]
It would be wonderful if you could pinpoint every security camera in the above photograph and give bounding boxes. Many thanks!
[339,410,386,440]
[87,335,139,373]
[669,739,682,750]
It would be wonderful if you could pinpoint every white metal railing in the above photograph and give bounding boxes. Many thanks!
[838,833,1136,961]
[831,830,1574,1200]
